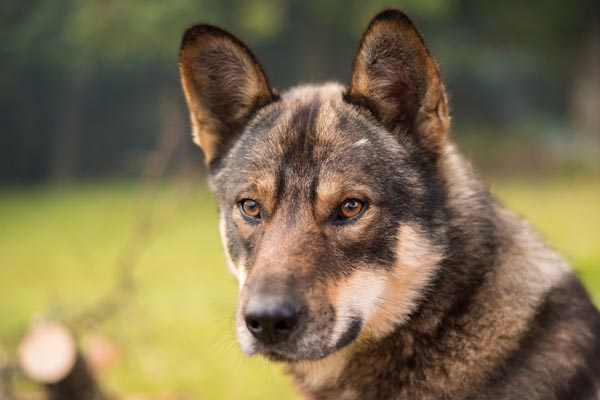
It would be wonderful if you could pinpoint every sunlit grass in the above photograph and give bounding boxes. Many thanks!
[0,177,598,398]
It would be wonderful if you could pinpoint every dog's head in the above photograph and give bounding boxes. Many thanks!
[179,9,450,361]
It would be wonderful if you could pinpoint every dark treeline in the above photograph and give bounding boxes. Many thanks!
[1,0,598,183]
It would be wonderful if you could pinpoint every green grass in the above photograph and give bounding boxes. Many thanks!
[0,177,598,398]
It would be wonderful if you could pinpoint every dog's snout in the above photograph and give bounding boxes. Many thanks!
[244,297,299,345]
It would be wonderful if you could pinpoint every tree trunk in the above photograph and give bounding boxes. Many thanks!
[570,22,600,169]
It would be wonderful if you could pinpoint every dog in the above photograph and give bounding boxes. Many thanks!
[178,9,600,399]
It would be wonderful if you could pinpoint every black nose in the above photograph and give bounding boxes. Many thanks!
[244,297,299,344]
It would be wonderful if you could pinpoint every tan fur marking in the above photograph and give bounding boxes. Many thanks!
[365,224,442,340]
[238,171,277,211]
[330,270,386,346]
[289,347,354,392]
[314,175,375,226]
[313,175,347,218]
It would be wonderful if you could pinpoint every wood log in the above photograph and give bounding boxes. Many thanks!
[17,321,106,400]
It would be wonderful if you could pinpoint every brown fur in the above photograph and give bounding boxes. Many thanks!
[347,10,450,155]
[179,24,276,166]
[179,9,600,400]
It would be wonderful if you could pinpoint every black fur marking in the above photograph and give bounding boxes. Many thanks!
[275,97,320,210]
[335,317,363,351]
[408,188,500,337]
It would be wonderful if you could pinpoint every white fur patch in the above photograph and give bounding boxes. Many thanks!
[352,138,370,147]
[363,224,442,339]
[218,215,238,277]
[218,214,249,291]
[235,310,257,354]
[329,270,386,347]
[237,266,248,290]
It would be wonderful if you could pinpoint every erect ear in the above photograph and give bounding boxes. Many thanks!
[179,24,276,168]
[346,9,450,155]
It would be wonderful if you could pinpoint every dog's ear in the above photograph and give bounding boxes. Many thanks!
[347,9,450,155]
[179,24,276,168]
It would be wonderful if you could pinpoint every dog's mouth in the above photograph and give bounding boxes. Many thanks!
[236,293,367,361]
[243,316,365,363]
[262,349,299,363]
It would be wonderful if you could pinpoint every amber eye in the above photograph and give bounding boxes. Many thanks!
[338,198,365,220]
[239,199,261,219]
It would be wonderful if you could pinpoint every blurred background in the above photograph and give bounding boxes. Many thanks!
[0,0,598,399]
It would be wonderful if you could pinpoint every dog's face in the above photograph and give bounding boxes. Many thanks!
[179,10,451,361]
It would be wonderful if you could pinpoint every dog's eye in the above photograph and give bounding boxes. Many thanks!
[338,199,365,220]
[239,199,261,219]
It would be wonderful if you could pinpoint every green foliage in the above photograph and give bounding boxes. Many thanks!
[2,0,593,76]
[2,0,598,182]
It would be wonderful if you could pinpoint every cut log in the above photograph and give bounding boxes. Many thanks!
[18,322,77,384]
[17,321,105,400]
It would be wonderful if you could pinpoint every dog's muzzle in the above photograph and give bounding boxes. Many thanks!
[243,295,300,345]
